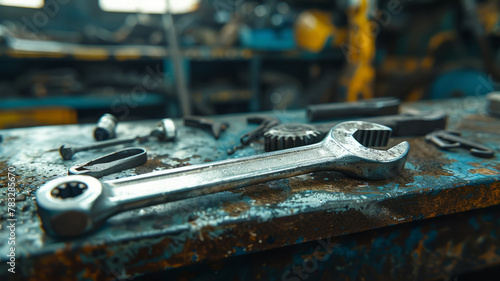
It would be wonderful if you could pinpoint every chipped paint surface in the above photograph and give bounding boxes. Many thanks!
[0,98,499,280]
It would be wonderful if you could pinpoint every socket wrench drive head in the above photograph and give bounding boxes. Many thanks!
[36,121,410,237]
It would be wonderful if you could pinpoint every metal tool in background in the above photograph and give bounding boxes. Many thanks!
[36,121,410,237]
[264,124,322,152]
[184,116,229,139]
[425,130,495,158]
[68,148,147,178]
[227,116,280,155]
[487,92,500,117]
[94,114,118,141]
[60,118,177,160]
[264,111,447,151]
[151,118,177,141]
[163,0,192,117]
[306,98,401,122]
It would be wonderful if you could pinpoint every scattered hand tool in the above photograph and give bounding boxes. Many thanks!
[59,118,176,160]
[264,111,447,151]
[151,118,177,141]
[425,130,495,158]
[37,121,410,237]
[94,114,119,141]
[60,137,148,160]
[68,148,147,178]
[227,116,280,155]
[264,124,322,152]
[487,92,500,117]
[306,97,400,122]
[184,116,229,139]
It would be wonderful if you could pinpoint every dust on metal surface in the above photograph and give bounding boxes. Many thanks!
[0,98,499,280]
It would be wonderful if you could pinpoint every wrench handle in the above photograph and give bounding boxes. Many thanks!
[105,141,338,210]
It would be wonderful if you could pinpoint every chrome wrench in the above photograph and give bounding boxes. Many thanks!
[36,121,410,237]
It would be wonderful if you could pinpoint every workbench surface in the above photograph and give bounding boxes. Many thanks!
[1,98,500,280]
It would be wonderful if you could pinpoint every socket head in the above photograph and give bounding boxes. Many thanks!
[94,114,118,141]
[151,118,177,141]
[36,175,103,237]
[59,145,75,160]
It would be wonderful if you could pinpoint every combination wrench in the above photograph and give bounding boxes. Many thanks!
[36,121,410,238]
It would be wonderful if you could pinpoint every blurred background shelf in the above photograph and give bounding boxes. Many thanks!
[0,0,498,128]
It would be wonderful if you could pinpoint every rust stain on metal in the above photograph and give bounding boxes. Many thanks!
[458,115,500,133]
[288,172,361,193]
[133,157,166,175]
[171,157,192,165]
[494,164,500,172]
[222,201,251,216]
[30,245,111,281]
[468,162,500,174]
[229,182,293,205]
[481,163,500,173]
[0,161,8,178]
[134,155,193,175]
[382,181,500,220]
[402,138,455,177]
[469,168,500,175]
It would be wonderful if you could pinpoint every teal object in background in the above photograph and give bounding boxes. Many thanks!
[239,26,296,50]
[429,69,494,99]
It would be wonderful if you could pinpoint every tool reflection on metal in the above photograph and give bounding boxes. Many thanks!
[36,121,409,237]
[59,118,176,160]
[425,130,495,158]
[307,97,401,122]
[68,148,147,178]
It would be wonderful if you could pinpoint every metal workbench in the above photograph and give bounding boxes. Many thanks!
[0,98,499,280]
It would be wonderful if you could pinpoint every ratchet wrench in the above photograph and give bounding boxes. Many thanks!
[36,121,410,238]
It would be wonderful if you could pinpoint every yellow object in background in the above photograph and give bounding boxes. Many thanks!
[477,1,499,34]
[295,10,347,53]
[0,108,77,129]
[343,0,375,101]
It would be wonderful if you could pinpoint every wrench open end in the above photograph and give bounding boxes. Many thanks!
[36,175,105,237]
[329,121,410,180]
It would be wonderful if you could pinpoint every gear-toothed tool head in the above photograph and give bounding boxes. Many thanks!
[326,121,410,180]
[264,124,321,152]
